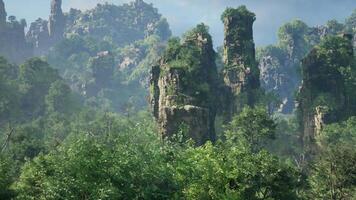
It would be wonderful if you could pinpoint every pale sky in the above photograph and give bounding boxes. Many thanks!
[3,0,356,47]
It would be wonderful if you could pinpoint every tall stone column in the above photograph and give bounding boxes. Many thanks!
[48,0,65,42]
[150,24,219,145]
[221,6,260,119]
[298,34,354,158]
[0,0,7,27]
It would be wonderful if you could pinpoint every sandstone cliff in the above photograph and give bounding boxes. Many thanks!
[0,0,6,27]
[298,34,355,156]
[48,0,65,43]
[26,18,51,56]
[221,6,260,119]
[0,0,32,63]
[258,20,347,114]
[150,24,218,145]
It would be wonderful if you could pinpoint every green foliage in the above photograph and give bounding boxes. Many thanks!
[45,80,79,116]
[257,45,287,64]
[13,114,177,200]
[160,24,218,107]
[18,58,61,118]
[301,35,355,117]
[345,9,356,33]
[0,57,21,123]
[308,145,356,200]
[326,20,345,35]
[221,5,256,22]
[0,154,16,199]
[0,56,81,163]
[225,107,276,152]
[10,111,301,200]
[319,116,356,147]
[306,117,356,199]
[65,2,171,46]
[278,19,310,60]
[221,6,256,71]
[47,27,166,113]
[1,5,356,200]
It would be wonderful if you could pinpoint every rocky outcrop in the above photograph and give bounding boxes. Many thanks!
[26,18,51,56]
[298,34,355,156]
[150,24,218,145]
[48,0,65,43]
[84,51,115,97]
[26,0,66,56]
[258,19,352,115]
[26,0,65,55]
[0,0,6,27]
[259,51,298,113]
[259,61,300,114]
[221,6,260,119]
[0,1,32,63]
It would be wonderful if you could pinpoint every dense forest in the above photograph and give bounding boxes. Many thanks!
[1,0,356,199]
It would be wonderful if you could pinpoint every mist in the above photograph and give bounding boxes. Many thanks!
[3,0,356,46]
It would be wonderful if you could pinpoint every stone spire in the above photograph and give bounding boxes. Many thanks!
[150,24,219,145]
[48,0,65,42]
[0,0,6,27]
[298,34,354,158]
[221,6,260,118]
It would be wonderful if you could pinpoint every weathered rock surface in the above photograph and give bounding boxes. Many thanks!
[0,0,6,27]
[221,6,260,119]
[150,24,218,145]
[26,18,51,56]
[298,34,355,156]
[0,0,65,61]
[0,0,32,63]
[258,47,299,113]
[258,20,346,114]
[48,0,65,43]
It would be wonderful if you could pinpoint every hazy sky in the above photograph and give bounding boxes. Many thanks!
[3,0,356,47]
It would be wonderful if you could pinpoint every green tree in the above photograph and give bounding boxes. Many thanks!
[14,114,178,200]
[225,107,276,152]
[308,144,356,200]
[0,57,20,123]
[45,80,78,116]
[0,154,15,199]
[18,58,61,118]
[307,117,356,199]
[278,19,310,60]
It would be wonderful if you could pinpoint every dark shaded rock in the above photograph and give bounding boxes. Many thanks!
[298,34,355,156]
[257,20,343,114]
[221,6,260,119]
[26,18,51,56]
[48,0,65,43]
[258,46,299,113]
[0,0,6,27]
[0,2,33,63]
[150,24,218,145]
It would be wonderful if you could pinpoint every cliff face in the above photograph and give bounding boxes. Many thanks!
[298,34,355,155]
[48,0,65,43]
[26,18,51,56]
[150,24,218,145]
[26,0,64,55]
[0,0,32,63]
[221,6,260,118]
[258,20,347,114]
[0,0,66,62]
[0,0,6,27]
[259,51,298,113]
